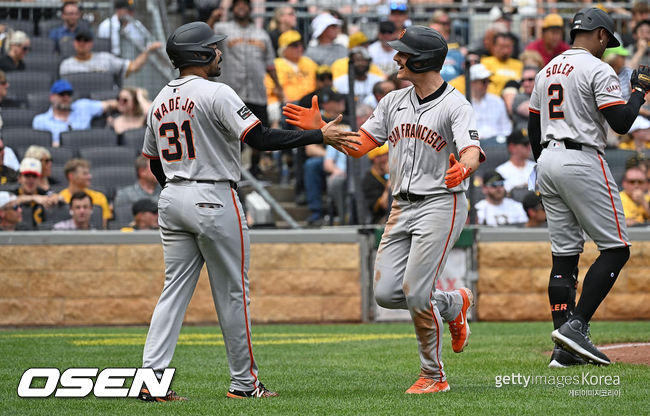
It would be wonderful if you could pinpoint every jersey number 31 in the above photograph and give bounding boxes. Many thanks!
[160,120,196,162]
[547,84,565,120]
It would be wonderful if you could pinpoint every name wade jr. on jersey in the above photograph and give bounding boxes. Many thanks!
[387,122,448,152]
[152,96,196,121]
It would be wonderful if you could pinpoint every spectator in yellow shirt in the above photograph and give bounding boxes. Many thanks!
[481,33,523,96]
[330,31,385,81]
[620,165,650,226]
[58,158,111,228]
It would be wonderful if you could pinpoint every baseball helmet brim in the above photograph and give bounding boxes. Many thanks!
[386,39,420,55]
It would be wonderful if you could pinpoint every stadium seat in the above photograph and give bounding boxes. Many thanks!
[91,166,137,196]
[475,142,510,177]
[121,127,146,154]
[1,108,39,128]
[604,149,638,184]
[1,128,52,148]
[29,36,56,53]
[60,129,118,149]
[90,89,119,101]
[50,164,67,185]
[6,71,54,100]
[65,72,117,99]
[79,146,136,168]
[23,53,61,77]
[27,92,51,112]
[38,19,61,37]
[0,19,35,35]
[47,147,76,164]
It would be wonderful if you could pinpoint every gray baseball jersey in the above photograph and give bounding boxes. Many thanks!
[361,84,483,196]
[367,83,482,383]
[141,75,264,392]
[530,49,630,255]
[529,49,625,153]
[142,75,259,182]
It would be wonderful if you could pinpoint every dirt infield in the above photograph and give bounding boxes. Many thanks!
[599,342,650,366]
[547,342,650,365]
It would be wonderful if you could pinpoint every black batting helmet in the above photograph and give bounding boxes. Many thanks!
[166,22,227,69]
[387,25,447,73]
[570,7,620,48]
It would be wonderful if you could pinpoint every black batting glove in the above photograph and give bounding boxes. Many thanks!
[631,65,650,95]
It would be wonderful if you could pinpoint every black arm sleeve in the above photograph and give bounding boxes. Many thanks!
[243,123,323,151]
[149,158,166,188]
[600,90,645,135]
[528,111,542,162]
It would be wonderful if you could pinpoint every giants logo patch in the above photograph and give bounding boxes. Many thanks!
[469,130,479,141]
[237,105,252,120]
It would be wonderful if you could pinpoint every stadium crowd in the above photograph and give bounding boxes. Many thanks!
[1,0,650,231]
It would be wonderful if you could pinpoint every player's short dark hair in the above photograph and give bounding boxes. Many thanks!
[70,191,92,205]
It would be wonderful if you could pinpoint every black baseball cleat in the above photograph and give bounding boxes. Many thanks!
[551,318,611,366]
[226,383,278,399]
[138,388,188,402]
[548,344,588,368]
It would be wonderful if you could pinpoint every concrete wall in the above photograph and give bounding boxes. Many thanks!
[0,231,365,326]
[477,229,650,321]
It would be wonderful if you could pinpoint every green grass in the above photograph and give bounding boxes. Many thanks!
[1,321,649,415]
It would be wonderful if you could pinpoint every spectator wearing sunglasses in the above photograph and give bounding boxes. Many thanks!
[0,31,30,72]
[620,165,650,226]
[0,191,24,231]
[475,171,527,226]
[32,79,118,147]
[107,87,151,135]
[511,66,540,132]
[23,145,60,193]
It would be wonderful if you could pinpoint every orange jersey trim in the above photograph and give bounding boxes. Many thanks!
[528,108,540,114]
[429,192,457,382]
[142,152,160,160]
[230,188,259,385]
[459,144,486,163]
[597,154,628,247]
[598,100,626,110]
[240,120,261,142]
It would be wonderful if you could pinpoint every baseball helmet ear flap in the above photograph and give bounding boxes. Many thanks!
[166,21,227,69]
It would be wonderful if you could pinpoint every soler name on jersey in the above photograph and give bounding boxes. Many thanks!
[387,123,447,151]
[545,63,575,78]
[153,97,196,121]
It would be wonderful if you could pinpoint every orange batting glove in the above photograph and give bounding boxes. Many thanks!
[282,95,326,130]
[445,154,471,189]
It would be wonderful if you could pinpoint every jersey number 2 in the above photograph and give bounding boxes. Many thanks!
[160,120,196,162]
[547,84,565,120]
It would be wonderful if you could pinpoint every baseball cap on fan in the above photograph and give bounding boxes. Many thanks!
[469,63,492,81]
[19,157,42,176]
[367,144,389,160]
[311,13,342,39]
[483,171,505,187]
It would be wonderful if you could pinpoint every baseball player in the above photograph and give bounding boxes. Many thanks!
[283,26,484,394]
[139,22,360,401]
[528,8,650,368]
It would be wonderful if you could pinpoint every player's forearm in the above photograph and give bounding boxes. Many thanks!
[458,147,481,173]
[601,90,645,135]
[149,158,166,188]
[244,124,323,151]
[528,111,542,162]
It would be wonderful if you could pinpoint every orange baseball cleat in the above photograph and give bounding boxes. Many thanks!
[449,287,474,353]
[405,377,450,394]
